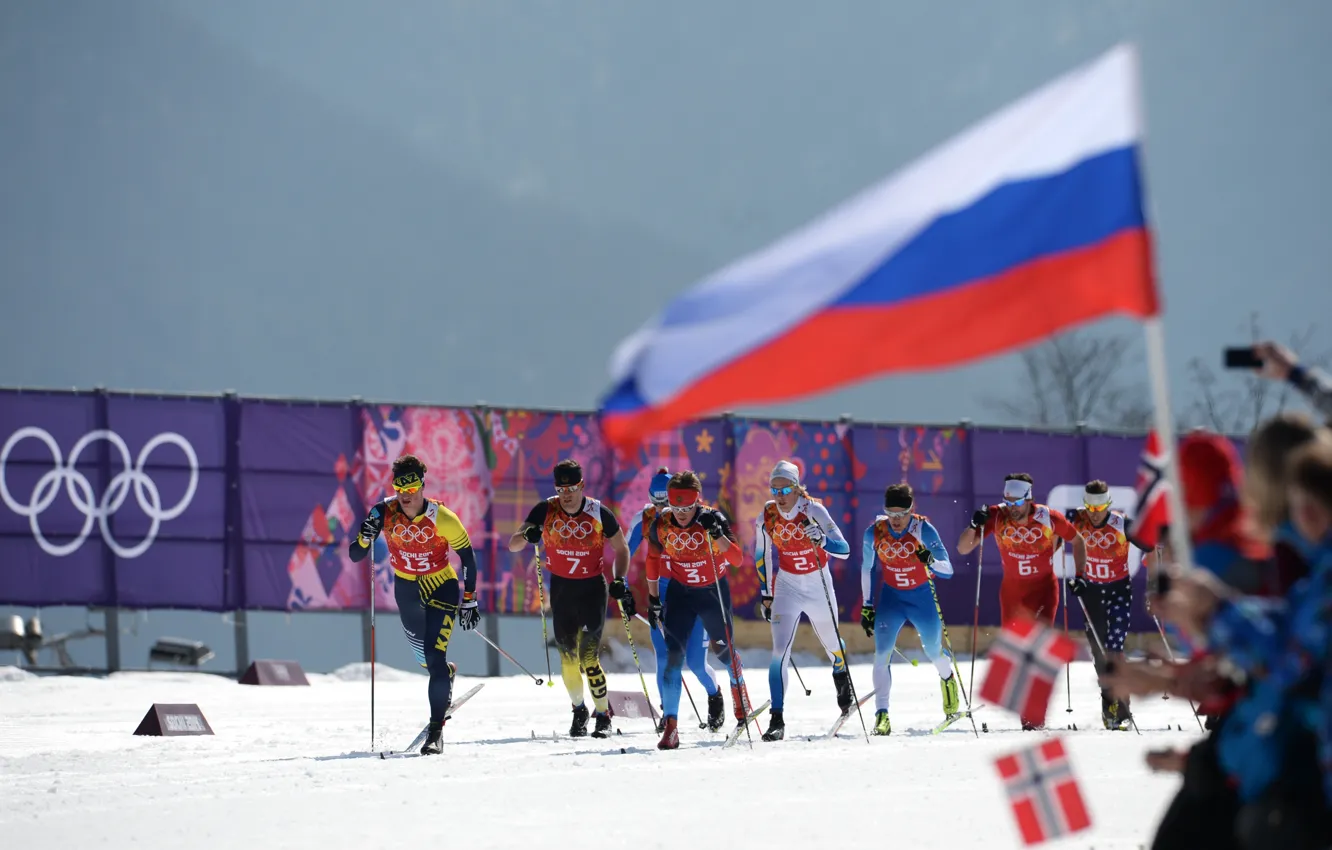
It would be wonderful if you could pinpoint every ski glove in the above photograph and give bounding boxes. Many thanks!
[522,524,542,545]
[803,518,825,544]
[970,506,990,529]
[696,511,724,539]
[458,594,480,631]
[860,605,875,637]
[1066,576,1089,598]
[761,595,774,622]
[608,578,636,619]
[647,596,663,630]
[915,545,935,566]
[359,509,384,543]
[1064,508,1083,525]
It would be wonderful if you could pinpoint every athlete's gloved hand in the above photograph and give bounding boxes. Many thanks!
[1067,576,1089,598]
[359,508,383,543]
[697,510,724,539]
[860,605,875,637]
[522,524,542,545]
[970,506,989,530]
[458,594,480,631]
[1064,508,1083,525]
[608,578,636,618]
[803,518,825,544]
[761,595,773,622]
[648,596,663,630]
[914,545,935,566]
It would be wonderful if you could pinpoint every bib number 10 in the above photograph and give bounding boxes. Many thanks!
[1086,562,1112,581]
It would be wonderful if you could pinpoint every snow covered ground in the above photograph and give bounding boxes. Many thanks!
[1,659,1197,849]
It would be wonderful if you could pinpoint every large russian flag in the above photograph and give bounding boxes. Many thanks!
[600,44,1159,451]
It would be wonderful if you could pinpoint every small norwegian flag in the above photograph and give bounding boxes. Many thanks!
[1127,429,1171,550]
[979,616,1078,727]
[995,738,1092,845]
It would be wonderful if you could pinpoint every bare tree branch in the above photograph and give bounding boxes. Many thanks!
[983,330,1149,429]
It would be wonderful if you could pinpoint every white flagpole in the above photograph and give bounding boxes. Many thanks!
[1143,317,1195,572]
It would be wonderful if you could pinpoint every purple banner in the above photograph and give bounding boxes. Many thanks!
[0,390,228,608]
[0,390,1181,629]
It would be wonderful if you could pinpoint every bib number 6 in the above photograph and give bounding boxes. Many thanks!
[1017,560,1038,577]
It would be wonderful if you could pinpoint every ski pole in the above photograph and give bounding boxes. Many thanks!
[926,572,979,738]
[816,562,869,743]
[1152,613,1205,732]
[368,513,378,752]
[618,599,660,724]
[1062,550,1073,718]
[968,536,983,708]
[789,656,812,696]
[894,646,920,667]
[533,543,554,688]
[471,626,544,684]
[635,612,704,729]
[1076,595,1140,735]
[705,537,755,750]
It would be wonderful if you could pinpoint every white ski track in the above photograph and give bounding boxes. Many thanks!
[2,661,1201,849]
[378,682,487,759]
[723,699,771,749]
[826,689,877,739]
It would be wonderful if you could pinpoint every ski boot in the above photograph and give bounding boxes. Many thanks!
[833,670,853,716]
[872,710,891,736]
[1021,720,1045,732]
[591,711,613,738]
[569,704,590,737]
[1102,693,1132,730]
[657,716,679,750]
[761,709,785,742]
[420,720,444,755]
[941,674,961,719]
[706,691,725,732]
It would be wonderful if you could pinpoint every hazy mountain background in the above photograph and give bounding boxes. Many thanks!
[3,0,1329,427]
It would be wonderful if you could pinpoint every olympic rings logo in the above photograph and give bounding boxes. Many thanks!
[665,530,705,551]
[771,523,809,545]
[549,519,593,539]
[877,540,918,561]
[1083,529,1122,549]
[392,523,435,544]
[1001,526,1045,545]
[0,427,198,559]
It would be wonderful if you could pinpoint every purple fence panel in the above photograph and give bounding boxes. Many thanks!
[849,423,974,621]
[105,395,228,609]
[239,400,360,611]
[0,391,229,609]
[487,410,611,614]
[360,405,495,612]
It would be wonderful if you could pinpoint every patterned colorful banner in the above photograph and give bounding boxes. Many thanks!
[0,389,1174,629]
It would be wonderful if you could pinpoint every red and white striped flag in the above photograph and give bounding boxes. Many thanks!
[994,738,1092,845]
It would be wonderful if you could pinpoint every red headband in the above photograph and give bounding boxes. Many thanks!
[667,487,700,507]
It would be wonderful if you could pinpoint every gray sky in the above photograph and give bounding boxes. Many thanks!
[2,0,1328,428]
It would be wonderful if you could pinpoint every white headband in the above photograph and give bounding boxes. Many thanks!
[1083,490,1111,507]
[770,460,801,486]
[1002,479,1033,500]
